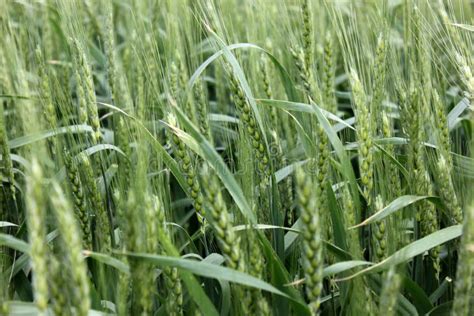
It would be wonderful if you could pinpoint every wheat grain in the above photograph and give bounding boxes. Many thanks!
[297,166,323,315]
[25,159,49,315]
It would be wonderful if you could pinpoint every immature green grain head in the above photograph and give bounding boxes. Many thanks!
[115,116,132,184]
[226,65,270,186]
[351,68,374,206]
[242,228,270,315]
[372,33,387,126]
[381,111,401,199]
[193,79,212,141]
[456,53,473,106]
[296,166,323,315]
[373,195,387,262]
[104,5,117,103]
[49,255,70,315]
[74,65,88,126]
[378,267,401,316]
[50,182,90,316]
[322,31,337,114]
[71,38,101,144]
[200,164,242,270]
[25,159,49,315]
[342,185,361,256]
[35,47,57,131]
[167,112,206,225]
[259,53,274,98]
[432,91,451,165]
[64,149,92,249]
[79,153,111,252]
[301,0,313,72]
[290,45,315,101]
[451,202,474,316]
[150,195,184,315]
[435,155,463,225]
[2,1,473,315]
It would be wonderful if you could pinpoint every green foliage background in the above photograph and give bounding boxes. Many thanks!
[0,0,473,315]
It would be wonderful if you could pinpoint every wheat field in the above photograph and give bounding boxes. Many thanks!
[0,0,473,315]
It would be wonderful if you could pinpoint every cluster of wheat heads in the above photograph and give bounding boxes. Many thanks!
[0,0,473,315]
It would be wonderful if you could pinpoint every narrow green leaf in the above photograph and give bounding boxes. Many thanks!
[98,164,119,195]
[0,233,30,254]
[188,43,297,101]
[208,113,239,124]
[327,182,348,251]
[338,225,462,280]
[373,142,409,180]
[351,195,440,228]
[283,219,352,260]
[161,121,204,157]
[5,301,108,315]
[323,260,373,278]
[8,125,93,149]
[427,301,453,315]
[80,144,126,157]
[124,252,289,298]
[450,23,474,32]
[7,154,30,169]
[0,221,18,228]
[402,276,433,314]
[257,236,311,315]
[179,271,219,316]
[84,251,130,275]
[284,218,302,254]
[202,254,230,316]
[324,241,353,261]
[3,230,58,281]
[233,224,301,234]
[275,160,307,183]
[448,97,470,130]
[429,277,452,304]
[257,98,314,113]
[257,98,355,131]
[0,94,31,100]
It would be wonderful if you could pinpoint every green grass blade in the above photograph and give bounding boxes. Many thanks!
[123,252,289,298]
[351,195,440,228]
[338,225,463,280]
[0,233,29,254]
[323,260,373,278]
[0,221,18,228]
[84,251,130,275]
[8,125,93,149]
